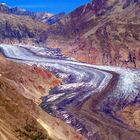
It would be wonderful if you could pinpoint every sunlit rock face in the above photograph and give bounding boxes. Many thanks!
[92,0,140,13]
[0,55,62,140]
[47,0,140,68]
[92,0,117,14]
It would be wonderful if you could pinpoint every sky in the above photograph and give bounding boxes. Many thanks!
[0,0,91,14]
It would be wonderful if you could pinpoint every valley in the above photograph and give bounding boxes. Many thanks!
[0,44,140,140]
[0,0,140,139]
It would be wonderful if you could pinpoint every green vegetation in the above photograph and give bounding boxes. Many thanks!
[16,120,51,140]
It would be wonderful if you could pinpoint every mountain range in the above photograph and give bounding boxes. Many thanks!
[0,3,65,25]
[0,0,140,68]
[0,1,140,140]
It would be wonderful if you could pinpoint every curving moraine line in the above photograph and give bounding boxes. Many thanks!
[1,44,140,140]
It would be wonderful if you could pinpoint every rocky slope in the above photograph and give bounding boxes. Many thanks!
[47,0,140,68]
[0,55,61,103]
[0,77,50,140]
[0,55,85,140]
[0,3,66,44]
[0,12,48,44]
[0,56,60,140]
[1,44,140,140]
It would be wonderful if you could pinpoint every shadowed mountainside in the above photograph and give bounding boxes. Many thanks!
[0,4,65,45]
[0,12,48,44]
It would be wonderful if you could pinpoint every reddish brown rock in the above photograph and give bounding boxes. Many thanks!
[47,0,140,68]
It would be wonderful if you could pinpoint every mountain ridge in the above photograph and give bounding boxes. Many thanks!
[47,0,140,68]
[0,3,65,25]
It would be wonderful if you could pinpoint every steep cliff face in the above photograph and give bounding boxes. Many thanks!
[47,0,140,68]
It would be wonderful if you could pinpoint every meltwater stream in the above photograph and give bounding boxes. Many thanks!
[1,44,140,140]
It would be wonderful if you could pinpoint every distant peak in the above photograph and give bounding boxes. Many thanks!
[0,3,8,7]
[1,3,6,5]
[13,7,27,12]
